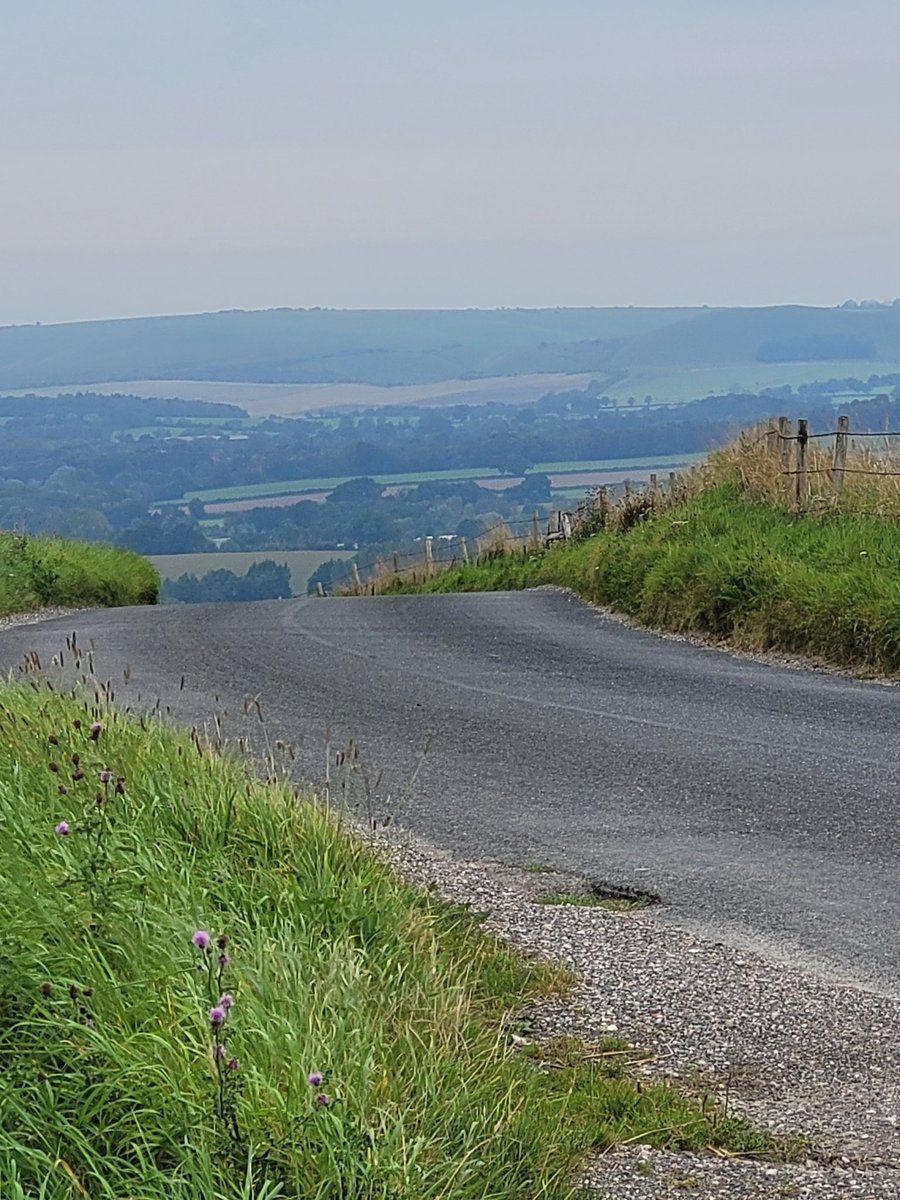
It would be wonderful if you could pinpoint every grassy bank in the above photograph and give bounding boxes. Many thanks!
[383,441,900,674]
[0,683,787,1198]
[0,531,158,615]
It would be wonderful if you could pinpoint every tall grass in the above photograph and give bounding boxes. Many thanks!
[0,531,158,614]
[0,683,787,1198]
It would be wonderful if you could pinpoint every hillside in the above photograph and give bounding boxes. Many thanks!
[4,305,900,396]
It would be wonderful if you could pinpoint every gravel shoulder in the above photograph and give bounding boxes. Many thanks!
[372,830,900,1199]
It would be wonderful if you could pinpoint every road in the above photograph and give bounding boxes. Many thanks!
[1,590,898,993]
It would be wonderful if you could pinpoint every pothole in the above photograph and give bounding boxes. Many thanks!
[538,879,661,911]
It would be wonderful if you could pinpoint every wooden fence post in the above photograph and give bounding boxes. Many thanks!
[832,414,849,500]
[623,478,632,499]
[765,417,779,457]
[560,512,573,540]
[532,510,540,548]
[392,551,400,575]
[778,416,792,472]
[649,473,658,499]
[795,419,809,509]
[315,581,325,597]
[351,562,362,594]
[599,486,610,523]
[460,537,469,563]
[424,536,435,577]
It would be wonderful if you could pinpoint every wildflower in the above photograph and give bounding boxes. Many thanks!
[98,770,112,784]
[49,762,59,773]
[71,753,79,766]
[48,734,59,746]
[72,769,84,782]
[55,821,69,835]
[192,930,210,950]
[227,1057,240,1071]
[216,934,228,949]
[89,722,102,740]
[213,1042,228,1060]
[73,719,82,730]
[40,982,53,997]
[69,984,79,1000]
[209,1006,226,1027]
[58,785,67,795]
[83,987,93,997]
[217,952,230,969]
[219,993,234,1010]
[307,1071,323,1087]
[314,1092,331,1107]
[115,778,125,795]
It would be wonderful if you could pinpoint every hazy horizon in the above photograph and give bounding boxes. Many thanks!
[4,1,900,326]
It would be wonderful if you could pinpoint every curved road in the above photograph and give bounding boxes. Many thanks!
[1,590,899,992]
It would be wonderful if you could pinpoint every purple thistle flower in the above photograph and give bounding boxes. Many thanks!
[55,821,70,836]
[98,770,112,784]
[227,1057,240,1072]
[89,721,103,740]
[307,1071,323,1086]
[314,1092,331,1107]
[209,1006,226,1027]
[217,952,230,969]
[219,993,234,1010]
[192,930,210,949]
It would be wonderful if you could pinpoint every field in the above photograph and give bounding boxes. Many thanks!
[161,456,704,511]
[149,550,339,596]
[606,361,900,404]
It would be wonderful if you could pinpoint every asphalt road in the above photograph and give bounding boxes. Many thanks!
[1,591,899,993]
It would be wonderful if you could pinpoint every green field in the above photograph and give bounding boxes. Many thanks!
[149,549,339,597]
[159,457,703,509]
[607,361,900,404]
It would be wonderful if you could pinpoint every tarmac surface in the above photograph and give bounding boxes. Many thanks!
[1,589,898,993]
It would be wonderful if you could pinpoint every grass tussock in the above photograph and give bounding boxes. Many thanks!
[0,684,790,1198]
[0,531,158,615]
[382,428,900,675]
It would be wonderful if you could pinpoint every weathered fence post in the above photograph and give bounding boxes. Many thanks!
[532,509,540,548]
[315,581,325,598]
[424,536,435,577]
[832,414,849,500]
[668,471,677,494]
[623,478,633,499]
[599,486,610,524]
[351,562,363,594]
[778,416,792,472]
[795,419,809,509]
[392,551,400,575]
[649,473,659,499]
[460,537,469,564]
[560,512,573,540]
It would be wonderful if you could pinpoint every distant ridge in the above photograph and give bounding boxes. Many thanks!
[2,305,900,393]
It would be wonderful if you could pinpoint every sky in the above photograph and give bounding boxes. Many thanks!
[3,0,900,325]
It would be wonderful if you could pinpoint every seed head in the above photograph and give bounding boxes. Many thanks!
[227,1057,240,1072]
[98,770,112,784]
[216,934,228,949]
[48,734,59,746]
[217,952,230,969]
[49,762,59,773]
[89,722,103,740]
[72,770,84,782]
[314,1092,331,1107]
[40,982,53,997]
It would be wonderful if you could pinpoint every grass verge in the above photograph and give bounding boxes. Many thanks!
[0,683,794,1198]
[0,531,158,615]
[383,469,900,675]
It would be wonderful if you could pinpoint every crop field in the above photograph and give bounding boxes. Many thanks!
[607,361,900,405]
[149,550,339,596]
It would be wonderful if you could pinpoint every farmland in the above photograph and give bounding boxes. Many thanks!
[149,550,339,597]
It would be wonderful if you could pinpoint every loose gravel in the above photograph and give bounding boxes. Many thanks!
[371,830,900,1199]
[0,607,84,634]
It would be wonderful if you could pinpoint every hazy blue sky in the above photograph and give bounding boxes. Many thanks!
[3,0,899,324]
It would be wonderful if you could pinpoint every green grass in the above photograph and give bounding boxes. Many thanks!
[382,481,900,675]
[0,683,795,1197]
[0,531,158,616]
[538,893,652,912]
